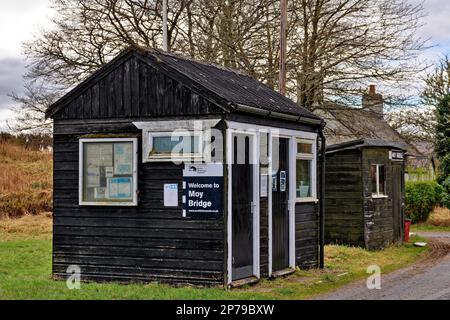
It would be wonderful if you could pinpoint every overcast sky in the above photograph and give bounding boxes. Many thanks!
[1,0,450,131]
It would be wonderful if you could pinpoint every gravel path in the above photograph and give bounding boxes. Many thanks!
[315,232,450,300]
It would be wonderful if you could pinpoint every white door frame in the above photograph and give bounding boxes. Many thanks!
[225,121,318,282]
[226,128,260,284]
[268,134,296,276]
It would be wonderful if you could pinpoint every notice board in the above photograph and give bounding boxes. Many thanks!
[182,164,223,219]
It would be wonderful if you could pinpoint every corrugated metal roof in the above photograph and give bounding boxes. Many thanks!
[46,46,322,122]
[326,138,407,153]
[139,48,320,120]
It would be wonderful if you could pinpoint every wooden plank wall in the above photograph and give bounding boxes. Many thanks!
[52,122,225,285]
[324,150,365,247]
[362,148,397,250]
[295,203,319,268]
[52,56,224,121]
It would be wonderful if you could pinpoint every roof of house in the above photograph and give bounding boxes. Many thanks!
[314,103,421,156]
[326,138,406,154]
[46,46,321,123]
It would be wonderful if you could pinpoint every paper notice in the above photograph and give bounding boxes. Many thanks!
[164,184,178,207]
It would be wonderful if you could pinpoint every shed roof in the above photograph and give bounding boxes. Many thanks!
[314,103,421,156]
[46,46,321,124]
[326,138,407,154]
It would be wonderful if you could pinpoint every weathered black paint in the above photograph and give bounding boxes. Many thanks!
[325,146,405,250]
[231,134,254,280]
[49,47,322,286]
[272,138,290,271]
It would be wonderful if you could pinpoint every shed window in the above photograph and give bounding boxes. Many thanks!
[79,138,137,206]
[146,132,202,161]
[296,139,316,201]
[371,164,386,197]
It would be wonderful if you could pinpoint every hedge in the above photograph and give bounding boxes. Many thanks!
[405,181,445,223]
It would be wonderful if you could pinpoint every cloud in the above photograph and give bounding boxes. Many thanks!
[0,58,25,111]
[417,0,450,43]
[0,109,16,132]
[0,0,53,57]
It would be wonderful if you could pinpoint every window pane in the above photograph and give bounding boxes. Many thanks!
[298,143,313,154]
[83,141,134,203]
[151,135,200,155]
[379,165,386,194]
[296,159,311,198]
[370,164,377,194]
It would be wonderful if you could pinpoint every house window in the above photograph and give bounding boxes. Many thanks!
[296,139,316,201]
[79,138,138,206]
[371,164,386,197]
[145,132,203,161]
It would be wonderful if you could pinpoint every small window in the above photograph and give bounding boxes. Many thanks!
[298,142,313,154]
[371,164,386,197]
[146,132,202,161]
[296,139,316,201]
[296,159,312,198]
[390,150,404,161]
[79,138,137,206]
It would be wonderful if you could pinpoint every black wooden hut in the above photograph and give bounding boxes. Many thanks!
[46,46,325,286]
[324,139,406,250]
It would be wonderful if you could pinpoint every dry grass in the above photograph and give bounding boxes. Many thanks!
[0,141,53,217]
[424,207,450,227]
[0,213,52,241]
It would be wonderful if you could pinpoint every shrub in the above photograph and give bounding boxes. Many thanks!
[434,183,446,207]
[0,191,53,218]
[405,181,441,223]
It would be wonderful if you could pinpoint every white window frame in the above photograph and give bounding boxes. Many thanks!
[142,131,203,162]
[372,164,388,198]
[79,138,138,206]
[295,138,318,203]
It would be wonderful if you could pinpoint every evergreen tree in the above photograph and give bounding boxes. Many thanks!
[435,94,450,184]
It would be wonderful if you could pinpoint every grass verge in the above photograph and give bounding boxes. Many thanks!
[0,215,430,300]
[412,206,450,232]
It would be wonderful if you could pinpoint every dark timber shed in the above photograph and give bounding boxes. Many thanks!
[46,46,325,286]
[324,139,406,250]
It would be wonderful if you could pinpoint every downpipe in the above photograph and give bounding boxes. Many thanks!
[319,122,326,269]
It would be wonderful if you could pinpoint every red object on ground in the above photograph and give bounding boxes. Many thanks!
[404,219,411,242]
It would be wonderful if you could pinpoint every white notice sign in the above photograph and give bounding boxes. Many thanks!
[164,184,178,207]
[260,174,268,197]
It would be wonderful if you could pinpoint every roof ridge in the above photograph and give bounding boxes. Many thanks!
[135,46,251,78]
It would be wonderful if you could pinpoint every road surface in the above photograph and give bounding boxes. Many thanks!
[316,232,450,300]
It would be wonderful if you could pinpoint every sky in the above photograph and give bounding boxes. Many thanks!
[0,0,450,131]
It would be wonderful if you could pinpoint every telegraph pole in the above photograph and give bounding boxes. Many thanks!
[279,0,287,96]
[162,0,169,52]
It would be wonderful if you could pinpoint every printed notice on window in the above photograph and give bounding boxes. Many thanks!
[114,143,133,175]
[108,177,133,199]
[87,165,100,187]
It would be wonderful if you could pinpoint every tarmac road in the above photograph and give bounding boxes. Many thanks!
[315,232,450,300]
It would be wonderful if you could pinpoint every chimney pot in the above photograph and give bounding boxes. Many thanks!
[362,85,383,117]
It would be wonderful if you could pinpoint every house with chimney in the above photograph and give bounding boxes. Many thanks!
[315,86,420,249]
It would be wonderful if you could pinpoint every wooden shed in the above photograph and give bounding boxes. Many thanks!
[324,139,406,250]
[45,46,325,286]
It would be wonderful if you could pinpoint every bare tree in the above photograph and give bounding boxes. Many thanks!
[13,0,428,131]
[288,0,428,109]
[422,56,450,107]
[386,108,436,144]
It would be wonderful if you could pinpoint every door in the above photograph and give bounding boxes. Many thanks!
[231,133,254,280]
[271,137,290,272]
[392,164,404,242]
